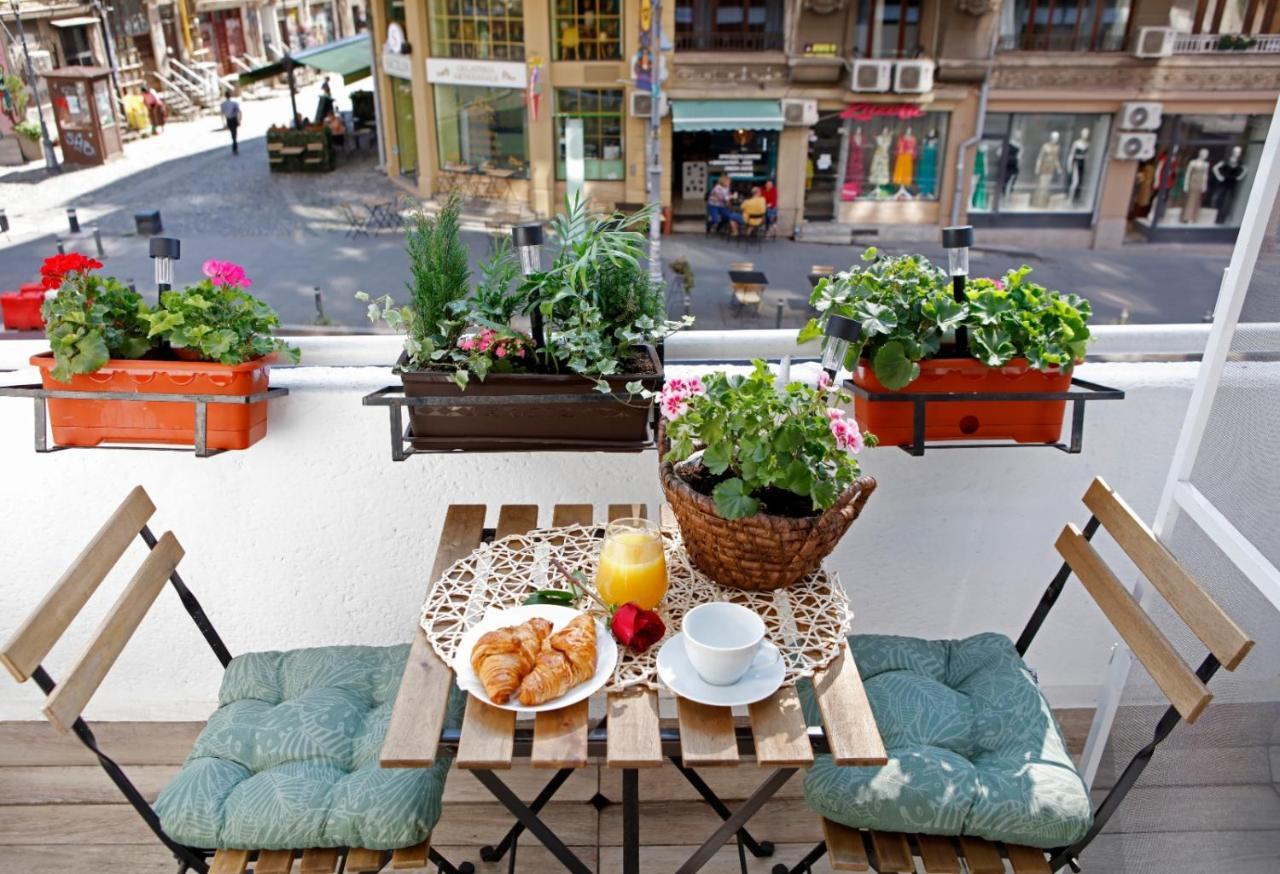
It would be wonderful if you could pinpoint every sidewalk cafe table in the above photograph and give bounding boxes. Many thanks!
[379,503,888,874]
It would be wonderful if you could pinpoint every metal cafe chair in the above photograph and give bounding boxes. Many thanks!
[778,477,1255,874]
[1,486,472,874]
[338,201,370,238]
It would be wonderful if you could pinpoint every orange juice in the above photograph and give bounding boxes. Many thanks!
[597,522,668,609]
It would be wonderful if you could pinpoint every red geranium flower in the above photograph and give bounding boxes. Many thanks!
[610,603,667,654]
[40,252,104,291]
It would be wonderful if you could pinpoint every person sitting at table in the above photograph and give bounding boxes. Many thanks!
[730,185,768,237]
[762,178,779,228]
[326,112,346,135]
[706,176,732,233]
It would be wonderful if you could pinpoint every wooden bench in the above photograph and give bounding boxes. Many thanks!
[1,486,470,874]
[778,477,1254,874]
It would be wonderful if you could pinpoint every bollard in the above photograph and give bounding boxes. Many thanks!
[775,301,784,330]
[66,208,80,234]
[313,286,330,326]
[127,279,137,293]
[55,235,65,254]
[0,209,8,234]
[92,226,105,259]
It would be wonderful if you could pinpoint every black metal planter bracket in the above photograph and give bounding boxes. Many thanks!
[847,376,1125,456]
[0,383,289,458]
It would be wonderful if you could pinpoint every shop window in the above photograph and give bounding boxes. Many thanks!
[998,0,1135,51]
[970,113,1110,215]
[555,88,624,180]
[434,84,529,176]
[1132,114,1268,232]
[428,0,526,61]
[674,0,784,51]
[552,0,623,60]
[839,111,948,202]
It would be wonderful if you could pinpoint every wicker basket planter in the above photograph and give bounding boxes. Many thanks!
[659,450,876,591]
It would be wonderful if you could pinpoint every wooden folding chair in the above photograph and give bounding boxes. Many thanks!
[778,476,1255,874]
[1,486,472,874]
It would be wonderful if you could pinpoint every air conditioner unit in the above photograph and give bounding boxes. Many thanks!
[1133,26,1175,58]
[782,98,818,127]
[1115,132,1156,161]
[1120,101,1162,131]
[850,60,892,93]
[629,91,668,119]
[894,60,935,94]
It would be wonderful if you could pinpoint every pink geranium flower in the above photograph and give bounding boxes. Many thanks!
[667,377,688,394]
[818,372,832,391]
[660,392,689,421]
[202,259,251,288]
[685,376,706,396]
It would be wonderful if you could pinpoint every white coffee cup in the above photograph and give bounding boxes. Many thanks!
[682,602,779,686]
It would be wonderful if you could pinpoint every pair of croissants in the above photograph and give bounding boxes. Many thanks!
[470,613,598,706]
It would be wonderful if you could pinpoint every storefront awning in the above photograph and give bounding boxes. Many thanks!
[50,16,100,28]
[237,34,372,87]
[672,100,784,132]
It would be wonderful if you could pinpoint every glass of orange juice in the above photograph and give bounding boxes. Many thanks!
[596,517,668,609]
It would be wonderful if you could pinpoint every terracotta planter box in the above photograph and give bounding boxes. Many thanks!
[398,346,663,451]
[852,357,1072,446]
[32,353,273,450]
[1,288,45,330]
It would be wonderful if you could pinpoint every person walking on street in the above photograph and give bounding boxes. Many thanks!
[141,86,166,134]
[220,90,242,155]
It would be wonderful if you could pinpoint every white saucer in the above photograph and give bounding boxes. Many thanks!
[656,633,785,707]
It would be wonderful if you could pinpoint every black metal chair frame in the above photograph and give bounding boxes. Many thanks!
[19,522,471,874]
[773,512,1225,874]
[339,202,370,238]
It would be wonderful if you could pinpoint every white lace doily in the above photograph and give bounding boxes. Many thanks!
[420,524,851,692]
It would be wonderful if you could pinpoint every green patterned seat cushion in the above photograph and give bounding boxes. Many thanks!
[802,633,1092,849]
[155,645,461,851]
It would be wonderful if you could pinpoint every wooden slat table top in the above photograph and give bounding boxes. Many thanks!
[812,642,889,766]
[916,834,962,873]
[676,698,738,766]
[532,699,590,769]
[747,686,815,767]
[607,687,663,768]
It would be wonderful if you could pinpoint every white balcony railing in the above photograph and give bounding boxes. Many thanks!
[1173,33,1280,54]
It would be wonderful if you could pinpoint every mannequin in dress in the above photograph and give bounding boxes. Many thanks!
[869,129,892,193]
[1032,131,1062,209]
[1004,131,1021,198]
[892,124,918,193]
[1069,128,1090,204]
[971,142,989,210]
[917,128,939,197]
[1181,148,1211,224]
[841,126,865,201]
[1211,145,1248,225]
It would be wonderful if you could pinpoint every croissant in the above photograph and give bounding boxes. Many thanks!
[516,614,598,706]
[470,618,553,704]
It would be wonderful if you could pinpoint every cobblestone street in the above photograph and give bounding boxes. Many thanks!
[0,77,1258,329]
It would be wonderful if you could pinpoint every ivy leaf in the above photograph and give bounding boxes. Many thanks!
[702,441,731,475]
[872,340,920,390]
[712,477,760,520]
[451,368,470,390]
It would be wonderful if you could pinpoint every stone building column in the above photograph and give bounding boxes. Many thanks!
[147,0,170,75]
[776,127,808,235]
[368,0,398,173]
[335,0,355,38]
[1093,155,1137,249]
[524,0,554,217]
[404,0,436,197]
[261,0,284,57]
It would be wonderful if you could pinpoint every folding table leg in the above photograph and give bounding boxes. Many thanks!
[477,766,577,863]
[623,768,640,874]
[675,767,798,874]
[770,840,829,874]
[470,768,593,874]
[670,756,775,858]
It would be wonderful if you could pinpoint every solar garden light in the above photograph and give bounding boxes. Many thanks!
[512,223,545,348]
[821,313,860,382]
[149,236,180,295]
[943,224,974,354]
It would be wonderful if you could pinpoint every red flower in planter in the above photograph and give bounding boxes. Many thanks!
[610,603,667,654]
[40,252,103,290]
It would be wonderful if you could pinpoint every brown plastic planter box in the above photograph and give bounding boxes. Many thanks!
[398,345,663,451]
[853,356,1072,446]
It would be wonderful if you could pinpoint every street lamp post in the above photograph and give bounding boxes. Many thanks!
[7,0,59,173]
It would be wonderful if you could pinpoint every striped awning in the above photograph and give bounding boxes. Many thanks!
[671,100,784,132]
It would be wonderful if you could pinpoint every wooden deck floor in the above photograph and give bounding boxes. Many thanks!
[1,715,1277,873]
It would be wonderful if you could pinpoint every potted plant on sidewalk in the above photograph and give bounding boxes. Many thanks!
[361,195,691,450]
[31,254,298,450]
[798,248,1093,446]
[1,75,42,164]
[657,362,877,591]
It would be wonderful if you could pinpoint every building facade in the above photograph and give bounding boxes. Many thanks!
[369,0,1280,246]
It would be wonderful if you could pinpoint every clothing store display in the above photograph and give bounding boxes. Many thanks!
[892,131,917,187]
[1179,152,1210,223]
[917,135,938,197]
[1004,140,1020,197]
[842,130,865,201]
[1032,137,1061,209]
[1069,137,1089,204]
[972,146,989,210]
[1212,157,1246,225]
[868,131,891,189]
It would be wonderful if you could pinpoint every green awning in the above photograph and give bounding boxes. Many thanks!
[671,100,784,132]
[237,34,372,87]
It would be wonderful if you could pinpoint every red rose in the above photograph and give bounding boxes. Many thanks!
[610,603,666,654]
[40,252,103,290]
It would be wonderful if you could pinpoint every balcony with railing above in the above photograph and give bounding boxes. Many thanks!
[674,31,785,52]
[1173,32,1280,53]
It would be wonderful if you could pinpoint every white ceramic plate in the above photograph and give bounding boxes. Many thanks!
[453,604,618,714]
[656,633,785,708]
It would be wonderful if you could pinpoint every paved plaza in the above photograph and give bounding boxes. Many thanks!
[0,78,1261,331]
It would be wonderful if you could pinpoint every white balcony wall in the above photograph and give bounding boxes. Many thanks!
[0,332,1216,721]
